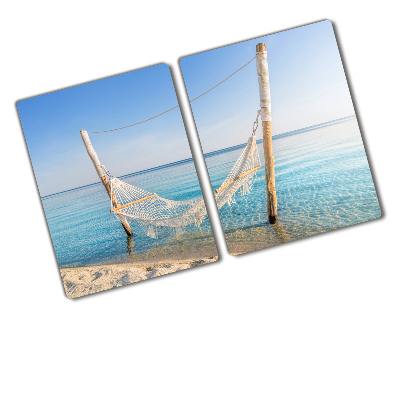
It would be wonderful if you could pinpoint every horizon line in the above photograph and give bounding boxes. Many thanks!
[42,114,356,198]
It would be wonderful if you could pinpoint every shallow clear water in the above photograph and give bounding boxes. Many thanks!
[204,115,381,253]
[43,160,215,268]
[43,115,380,266]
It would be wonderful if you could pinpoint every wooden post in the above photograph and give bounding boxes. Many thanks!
[80,130,133,236]
[256,43,278,224]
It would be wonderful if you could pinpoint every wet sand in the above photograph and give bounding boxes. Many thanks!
[61,256,218,299]
[225,220,293,255]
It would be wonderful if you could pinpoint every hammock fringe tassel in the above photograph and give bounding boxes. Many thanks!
[107,134,261,238]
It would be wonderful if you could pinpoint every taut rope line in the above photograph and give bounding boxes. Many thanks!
[188,56,256,102]
[89,56,256,134]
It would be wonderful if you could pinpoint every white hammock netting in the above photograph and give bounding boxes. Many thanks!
[107,134,261,238]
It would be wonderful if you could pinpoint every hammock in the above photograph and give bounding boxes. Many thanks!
[106,134,261,238]
[80,56,264,237]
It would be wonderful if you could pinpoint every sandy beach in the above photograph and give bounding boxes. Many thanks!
[61,256,217,299]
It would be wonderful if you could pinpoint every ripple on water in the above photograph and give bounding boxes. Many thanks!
[44,117,380,264]
[206,117,380,254]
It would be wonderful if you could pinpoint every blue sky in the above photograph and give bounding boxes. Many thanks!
[18,64,190,196]
[180,20,355,154]
[19,21,354,197]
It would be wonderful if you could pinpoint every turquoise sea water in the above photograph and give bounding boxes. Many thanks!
[42,159,215,268]
[205,115,381,253]
[42,115,380,266]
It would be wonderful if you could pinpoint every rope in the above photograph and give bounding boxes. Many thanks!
[89,56,256,134]
[107,132,261,236]
[89,105,179,133]
[189,56,256,103]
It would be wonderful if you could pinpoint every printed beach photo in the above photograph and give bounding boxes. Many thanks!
[180,20,381,255]
[18,63,218,298]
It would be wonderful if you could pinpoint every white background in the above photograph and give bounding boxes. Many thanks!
[1,1,399,399]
